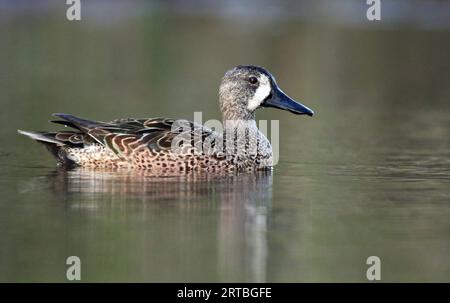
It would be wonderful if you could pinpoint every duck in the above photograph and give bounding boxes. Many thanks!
[18,65,314,172]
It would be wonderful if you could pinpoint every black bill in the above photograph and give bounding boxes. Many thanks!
[262,87,314,116]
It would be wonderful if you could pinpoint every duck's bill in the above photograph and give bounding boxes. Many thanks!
[262,87,314,116]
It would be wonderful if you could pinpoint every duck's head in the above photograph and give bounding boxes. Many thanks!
[219,65,314,120]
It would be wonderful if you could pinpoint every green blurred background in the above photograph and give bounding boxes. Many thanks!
[0,0,449,282]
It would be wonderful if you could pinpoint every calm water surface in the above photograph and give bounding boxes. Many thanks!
[0,6,450,282]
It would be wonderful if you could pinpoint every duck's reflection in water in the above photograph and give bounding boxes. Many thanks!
[49,168,273,282]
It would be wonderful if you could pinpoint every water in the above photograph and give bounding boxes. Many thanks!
[1,3,450,282]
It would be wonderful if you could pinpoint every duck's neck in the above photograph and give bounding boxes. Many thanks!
[221,109,255,121]
[223,119,258,132]
[219,92,256,121]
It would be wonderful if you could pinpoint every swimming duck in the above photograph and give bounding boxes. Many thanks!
[18,65,314,172]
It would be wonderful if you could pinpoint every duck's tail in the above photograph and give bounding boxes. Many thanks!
[17,130,74,166]
[17,130,63,145]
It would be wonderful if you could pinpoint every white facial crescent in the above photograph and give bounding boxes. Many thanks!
[247,74,271,111]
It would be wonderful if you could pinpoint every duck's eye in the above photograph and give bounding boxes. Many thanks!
[248,76,258,85]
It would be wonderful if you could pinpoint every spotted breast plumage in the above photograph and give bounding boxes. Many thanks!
[18,65,314,172]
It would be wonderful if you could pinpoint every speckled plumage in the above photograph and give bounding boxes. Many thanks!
[18,65,314,172]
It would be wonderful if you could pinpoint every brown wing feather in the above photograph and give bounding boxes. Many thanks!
[52,114,214,156]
